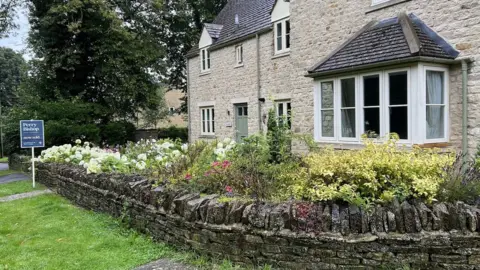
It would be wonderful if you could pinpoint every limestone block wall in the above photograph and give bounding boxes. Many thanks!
[38,162,480,269]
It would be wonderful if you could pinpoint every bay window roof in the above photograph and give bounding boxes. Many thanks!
[307,13,459,77]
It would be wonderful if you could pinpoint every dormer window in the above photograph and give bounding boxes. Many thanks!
[274,19,290,55]
[201,47,211,73]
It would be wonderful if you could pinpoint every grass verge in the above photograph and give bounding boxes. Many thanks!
[0,157,7,163]
[0,194,270,270]
[0,180,45,197]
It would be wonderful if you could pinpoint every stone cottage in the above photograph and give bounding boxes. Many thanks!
[186,0,479,154]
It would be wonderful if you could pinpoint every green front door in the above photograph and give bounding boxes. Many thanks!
[235,104,248,142]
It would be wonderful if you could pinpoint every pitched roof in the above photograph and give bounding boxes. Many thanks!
[187,0,276,57]
[308,13,459,76]
[204,23,223,39]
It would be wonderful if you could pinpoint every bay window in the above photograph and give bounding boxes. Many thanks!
[315,64,448,145]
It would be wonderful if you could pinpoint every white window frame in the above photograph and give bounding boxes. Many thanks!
[235,44,243,66]
[337,76,359,142]
[200,107,215,136]
[313,65,450,146]
[200,47,211,73]
[274,18,290,55]
[275,100,292,128]
[420,65,449,144]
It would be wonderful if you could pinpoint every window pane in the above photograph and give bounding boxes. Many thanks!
[321,110,334,137]
[341,109,356,138]
[364,75,379,107]
[426,71,444,104]
[240,46,243,62]
[364,108,380,137]
[341,78,355,107]
[244,107,248,116]
[278,103,284,116]
[287,102,291,114]
[238,107,242,116]
[389,72,408,105]
[390,106,408,139]
[212,109,215,133]
[321,81,334,108]
[286,20,290,49]
[276,23,283,51]
[206,109,210,132]
[426,106,444,139]
[202,50,205,70]
[202,109,206,132]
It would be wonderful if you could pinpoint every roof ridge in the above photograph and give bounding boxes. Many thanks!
[398,12,421,55]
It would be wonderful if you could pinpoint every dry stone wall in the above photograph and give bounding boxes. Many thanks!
[38,163,480,269]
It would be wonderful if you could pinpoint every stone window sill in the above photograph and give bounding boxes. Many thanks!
[234,64,244,69]
[272,51,290,60]
[199,71,211,77]
[366,0,411,14]
[199,135,216,139]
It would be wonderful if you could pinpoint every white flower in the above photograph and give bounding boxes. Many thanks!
[151,139,157,143]
[155,155,164,162]
[165,162,172,168]
[75,153,83,160]
[181,144,188,152]
[172,150,181,157]
[137,153,147,161]
[121,155,128,162]
[136,161,146,170]
[79,161,85,166]
[217,142,224,149]
[75,139,82,145]
[65,158,71,163]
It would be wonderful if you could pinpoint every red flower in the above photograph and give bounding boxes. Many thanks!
[225,186,233,193]
[185,173,192,181]
[212,161,220,167]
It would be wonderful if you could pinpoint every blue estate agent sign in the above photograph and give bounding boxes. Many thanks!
[20,120,45,148]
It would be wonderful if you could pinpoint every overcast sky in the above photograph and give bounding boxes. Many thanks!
[0,7,31,59]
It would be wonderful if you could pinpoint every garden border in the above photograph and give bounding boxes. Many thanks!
[28,158,480,269]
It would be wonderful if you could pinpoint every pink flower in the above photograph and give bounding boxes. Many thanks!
[225,186,233,193]
[212,161,220,167]
[222,160,231,169]
[185,173,192,181]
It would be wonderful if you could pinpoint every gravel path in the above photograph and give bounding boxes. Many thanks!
[0,190,53,202]
[0,173,31,184]
[135,259,197,270]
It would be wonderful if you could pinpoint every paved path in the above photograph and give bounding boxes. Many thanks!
[0,190,53,202]
[0,163,31,184]
[0,163,8,171]
[135,259,197,270]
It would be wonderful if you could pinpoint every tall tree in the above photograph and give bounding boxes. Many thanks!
[28,0,165,120]
[0,47,27,107]
[162,0,227,97]
[0,0,22,37]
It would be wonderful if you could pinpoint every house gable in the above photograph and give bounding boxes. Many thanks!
[199,27,213,49]
[271,0,290,22]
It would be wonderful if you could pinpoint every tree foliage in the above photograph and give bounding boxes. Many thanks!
[0,47,27,107]
[0,0,21,37]
[161,0,227,96]
[27,0,165,120]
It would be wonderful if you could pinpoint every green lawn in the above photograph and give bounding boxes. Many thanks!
[0,194,269,270]
[0,157,8,163]
[0,180,45,197]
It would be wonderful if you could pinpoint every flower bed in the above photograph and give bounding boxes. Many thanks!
[36,134,463,207]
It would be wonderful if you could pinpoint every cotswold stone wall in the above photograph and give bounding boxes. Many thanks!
[38,163,480,269]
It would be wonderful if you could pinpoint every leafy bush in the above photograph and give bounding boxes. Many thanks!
[158,126,188,142]
[38,132,462,206]
[285,136,455,207]
[437,154,480,204]
[102,121,136,146]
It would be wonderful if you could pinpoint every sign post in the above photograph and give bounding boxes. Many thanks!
[20,120,45,188]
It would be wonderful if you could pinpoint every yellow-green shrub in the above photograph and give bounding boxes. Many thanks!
[285,137,455,206]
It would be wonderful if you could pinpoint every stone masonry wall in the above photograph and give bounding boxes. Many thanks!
[38,162,480,269]
[188,0,480,153]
